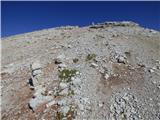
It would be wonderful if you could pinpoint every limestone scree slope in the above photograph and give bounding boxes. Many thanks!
[1,21,160,120]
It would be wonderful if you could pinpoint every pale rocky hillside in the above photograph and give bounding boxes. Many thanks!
[1,21,160,120]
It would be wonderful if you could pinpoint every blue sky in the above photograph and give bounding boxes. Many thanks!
[1,1,160,37]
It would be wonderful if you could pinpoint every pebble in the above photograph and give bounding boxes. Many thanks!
[99,103,103,108]
[60,106,70,115]
[57,99,67,106]
[58,63,67,69]
[148,69,154,73]
[32,69,42,76]
[76,71,80,75]
[59,88,69,95]
[55,59,62,64]
[67,44,72,48]
[152,67,156,70]
[59,82,68,89]
[156,60,160,64]
[31,60,41,70]
[72,77,81,85]
[104,73,109,80]
[46,100,56,108]
[149,29,157,34]
[79,104,85,111]
[55,54,65,64]
[48,91,53,95]
[99,68,105,74]
[90,63,98,68]
[117,56,126,64]
[94,56,101,62]
[152,80,156,84]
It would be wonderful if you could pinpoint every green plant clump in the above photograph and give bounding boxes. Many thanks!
[56,111,64,120]
[59,69,78,82]
[86,53,96,61]
[73,58,79,63]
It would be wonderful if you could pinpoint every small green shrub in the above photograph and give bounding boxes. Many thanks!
[73,58,79,63]
[68,89,75,96]
[59,69,78,82]
[66,105,76,119]
[86,54,96,61]
[56,111,64,120]
[26,41,31,44]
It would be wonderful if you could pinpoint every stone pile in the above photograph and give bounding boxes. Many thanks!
[28,60,53,112]
[89,21,139,29]
[110,92,141,120]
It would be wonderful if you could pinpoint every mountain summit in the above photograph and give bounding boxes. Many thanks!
[1,21,160,120]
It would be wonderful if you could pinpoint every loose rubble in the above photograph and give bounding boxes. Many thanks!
[110,92,140,120]
[28,61,54,111]
[1,21,160,120]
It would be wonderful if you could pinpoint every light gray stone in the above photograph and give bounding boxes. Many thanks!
[90,63,98,68]
[59,88,69,96]
[55,54,65,64]
[59,82,68,89]
[104,73,109,80]
[31,60,41,70]
[117,56,126,64]
[149,69,154,73]
[58,63,67,68]
[60,106,70,115]
[46,100,56,108]
[29,94,52,111]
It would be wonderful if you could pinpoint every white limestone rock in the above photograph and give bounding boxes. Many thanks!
[31,60,41,70]
[90,63,98,68]
[55,54,66,64]
[46,100,56,108]
[59,88,69,96]
[29,94,52,111]
[104,73,109,80]
[59,82,68,89]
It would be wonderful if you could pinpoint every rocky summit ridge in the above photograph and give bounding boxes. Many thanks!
[1,21,160,120]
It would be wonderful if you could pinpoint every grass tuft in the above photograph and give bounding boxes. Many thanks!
[86,54,96,61]
[59,69,78,82]
[73,58,79,63]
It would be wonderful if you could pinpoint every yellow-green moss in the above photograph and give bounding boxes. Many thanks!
[59,69,78,82]
[86,54,96,61]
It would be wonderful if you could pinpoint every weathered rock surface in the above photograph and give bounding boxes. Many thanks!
[1,21,160,120]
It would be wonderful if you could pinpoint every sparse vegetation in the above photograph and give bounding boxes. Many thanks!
[73,58,79,63]
[26,41,31,44]
[66,105,76,120]
[86,54,96,61]
[68,88,75,96]
[3,21,158,120]
[56,111,65,120]
[55,105,76,120]
[121,112,127,120]
[59,69,78,82]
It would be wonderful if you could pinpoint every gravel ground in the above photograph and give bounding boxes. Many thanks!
[1,21,160,120]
